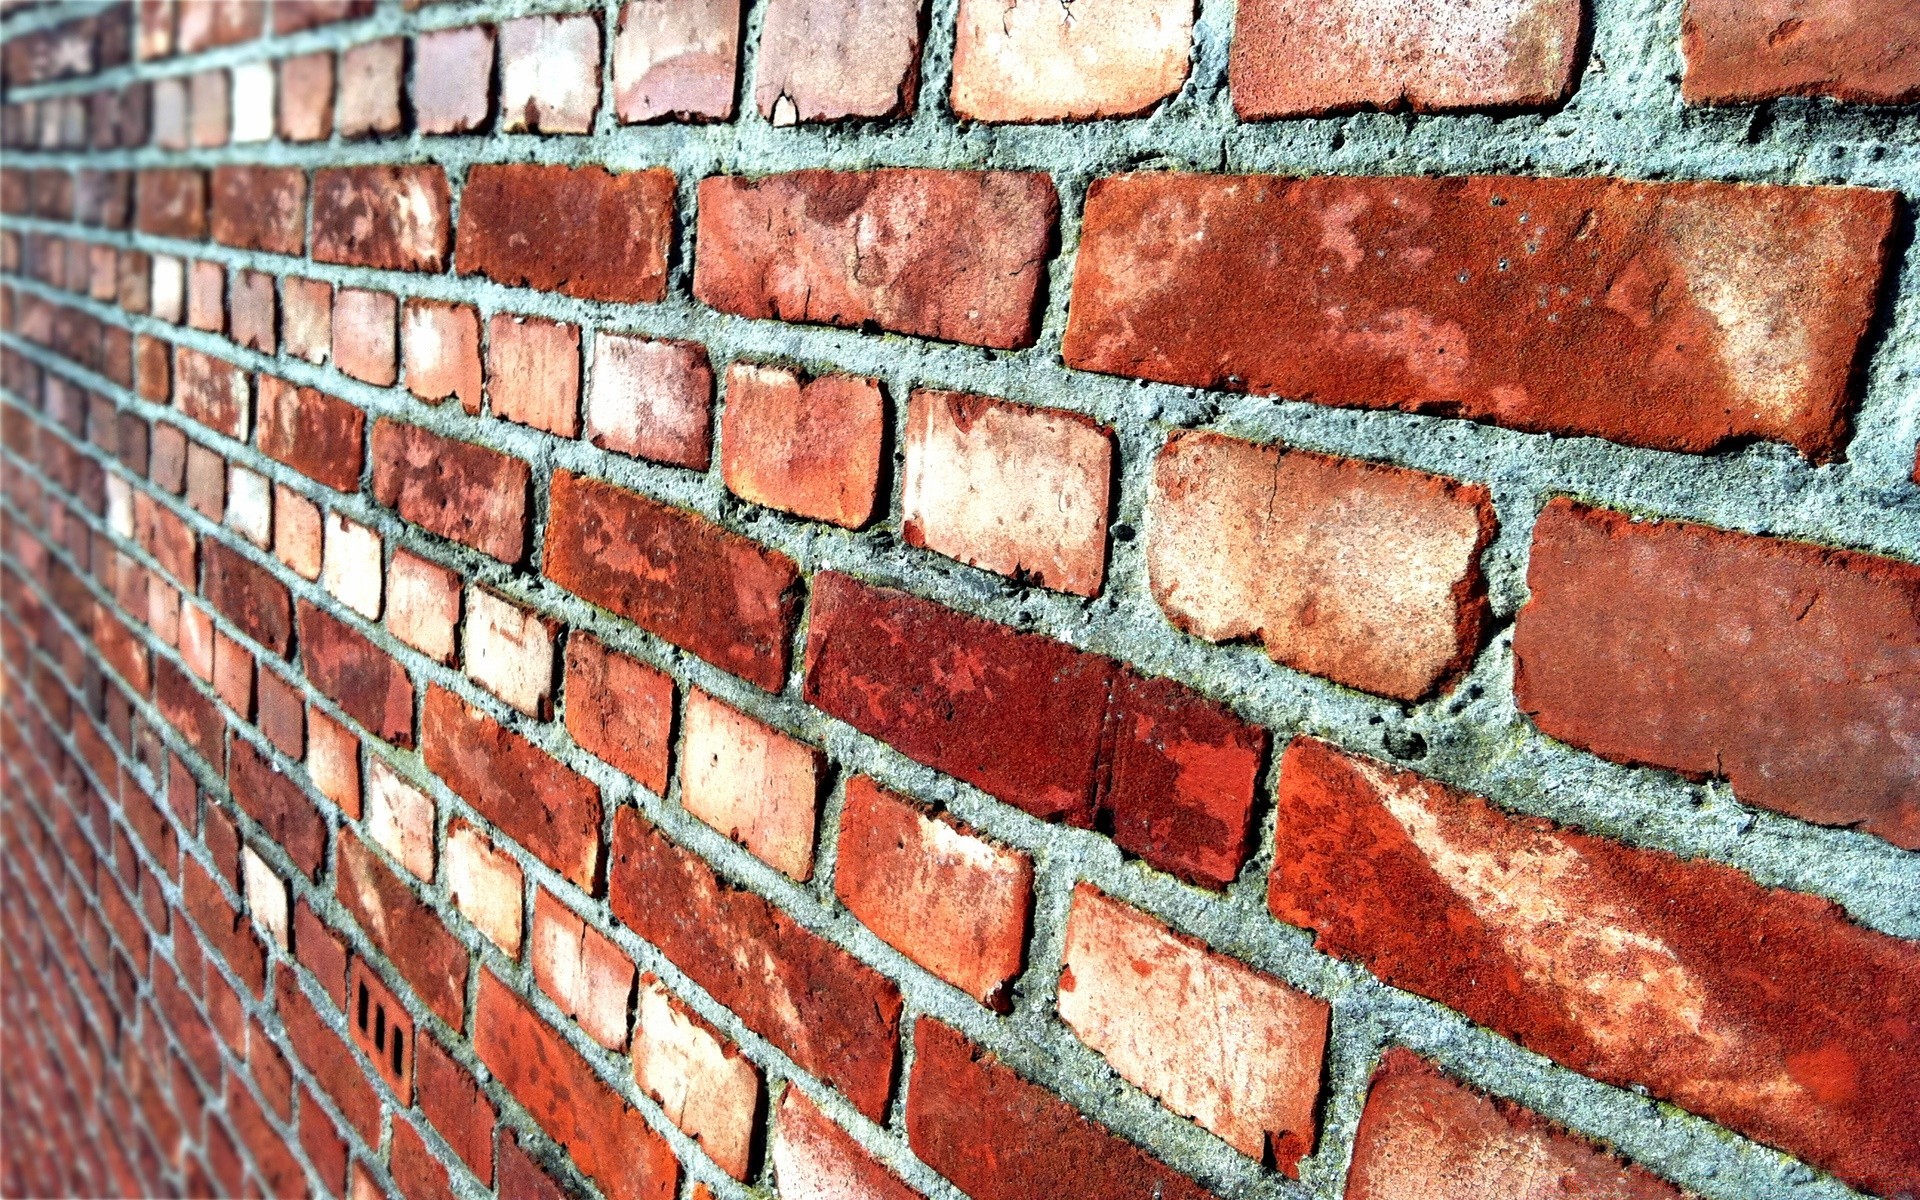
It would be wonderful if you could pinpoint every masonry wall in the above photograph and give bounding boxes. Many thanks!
[2,1,1918,1198]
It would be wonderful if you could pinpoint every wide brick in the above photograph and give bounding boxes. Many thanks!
[951,0,1191,121]
[1064,174,1896,461]
[386,549,461,664]
[773,1087,919,1200]
[695,170,1056,349]
[414,26,494,135]
[365,756,435,881]
[456,164,674,304]
[312,166,452,272]
[209,166,305,255]
[500,13,602,133]
[474,971,679,1200]
[721,364,883,529]
[633,975,759,1179]
[487,314,580,437]
[136,169,205,240]
[587,334,713,469]
[682,688,822,879]
[173,346,250,439]
[295,600,413,748]
[544,470,801,692]
[610,809,901,1120]
[908,1020,1216,1200]
[612,0,740,123]
[227,738,326,879]
[1269,736,1920,1197]
[203,539,291,655]
[401,300,482,412]
[1060,885,1328,1171]
[463,587,556,718]
[1148,431,1493,701]
[422,685,601,889]
[371,419,530,562]
[804,573,1265,889]
[446,818,524,956]
[1514,499,1920,849]
[1232,0,1579,118]
[335,829,468,1025]
[835,776,1030,1008]
[903,389,1111,596]
[336,38,403,139]
[1681,0,1920,105]
[256,376,365,493]
[563,633,675,795]
[1347,1049,1683,1200]
[754,0,920,123]
[531,889,635,1050]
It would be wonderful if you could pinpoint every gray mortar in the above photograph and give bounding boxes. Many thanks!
[2,0,1917,1199]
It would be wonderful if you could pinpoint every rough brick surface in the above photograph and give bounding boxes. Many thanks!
[614,0,741,123]
[256,376,364,493]
[682,687,822,878]
[295,600,412,747]
[633,975,760,1179]
[371,419,530,563]
[335,829,468,1025]
[721,364,884,528]
[500,13,602,134]
[774,1087,921,1200]
[402,300,483,412]
[951,0,1192,121]
[209,166,305,255]
[531,889,635,1050]
[1681,0,1920,105]
[312,166,451,272]
[753,0,920,123]
[694,170,1057,349]
[414,25,494,135]
[456,164,675,304]
[487,314,580,437]
[1268,737,1920,1196]
[1514,499,1920,849]
[588,334,713,469]
[562,632,675,796]
[1065,173,1896,460]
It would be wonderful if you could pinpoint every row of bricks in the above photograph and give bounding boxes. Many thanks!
[6,0,1917,139]
[5,158,1907,470]
[6,302,1920,1196]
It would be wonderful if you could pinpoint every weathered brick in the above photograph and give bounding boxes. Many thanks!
[188,259,227,333]
[951,0,1191,121]
[136,168,205,240]
[835,776,1030,1008]
[804,573,1265,889]
[531,889,635,1050]
[371,419,530,563]
[696,170,1056,349]
[275,967,380,1144]
[312,166,451,271]
[307,706,361,818]
[230,62,276,143]
[446,819,524,956]
[422,685,601,889]
[587,333,713,469]
[773,1087,919,1200]
[1064,174,1896,461]
[1148,431,1493,701]
[335,829,468,1026]
[1347,1049,1684,1200]
[903,389,1111,596]
[278,52,334,142]
[256,376,365,493]
[282,277,332,364]
[321,513,383,621]
[336,39,403,139]
[496,1128,570,1200]
[190,69,229,147]
[228,738,326,879]
[295,600,413,748]
[385,549,461,664]
[562,632,675,795]
[414,26,494,135]
[226,464,272,547]
[202,539,291,656]
[487,314,580,436]
[365,756,435,880]
[273,484,323,580]
[500,13,602,133]
[721,364,884,529]
[908,1020,1216,1200]
[1681,0,1920,105]
[257,665,305,758]
[209,166,305,255]
[474,971,679,1200]
[610,808,901,1120]
[544,470,802,692]
[332,287,397,387]
[633,975,759,1179]
[402,299,482,412]
[1269,736,1920,1197]
[754,0,920,123]
[172,346,249,439]
[463,587,557,718]
[1514,498,1919,849]
[613,0,741,123]
[229,269,275,352]
[274,0,371,35]
[390,1120,455,1200]
[455,164,674,304]
[682,688,822,879]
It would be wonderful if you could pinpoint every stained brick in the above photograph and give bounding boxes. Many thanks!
[587,334,713,469]
[613,0,741,123]
[256,376,365,493]
[209,166,306,255]
[295,600,414,748]
[951,0,1191,121]
[385,550,461,664]
[136,169,205,239]
[455,164,674,304]
[337,39,404,139]
[402,300,482,412]
[1681,0,1920,105]
[321,511,384,620]
[275,968,380,1144]
[774,1087,919,1200]
[721,364,884,529]
[335,829,469,1026]
[415,26,495,135]
[446,819,524,956]
[312,166,452,271]
[371,419,530,562]
[633,975,759,1179]
[487,314,580,437]
[333,287,397,387]
[754,0,920,123]
[531,889,635,1050]
[416,1034,496,1182]
[279,52,334,141]
[463,587,557,718]
[307,707,361,818]
[172,346,250,439]
[500,13,602,133]
[365,756,436,881]
[227,738,326,879]
[283,277,333,364]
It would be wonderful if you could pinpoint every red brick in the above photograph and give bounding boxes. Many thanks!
[681,688,822,879]
[531,889,635,1050]
[312,166,452,271]
[190,69,230,147]
[835,776,1031,1008]
[1065,174,1896,461]
[1514,499,1920,850]
[632,975,759,1179]
[804,573,1265,889]
[1347,1049,1684,1200]
[203,539,292,656]
[500,13,603,133]
[274,0,372,35]
[610,808,901,1120]
[307,706,361,817]
[414,26,495,135]
[366,756,436,880]
[612,0,741,123]
[902,389,1111,596]
[333,287,397,387]
[283,277,333,364]
[721,364,884,528]
[385,550,461,664]
[209,166,306,255]
[178,1,261,50]
[463,587,556,718]
[908,1019,1216,1200]
[1148,430,1493,701]
[173,346,250,439]
[422,684,601,889]
[951,0,1191,121]
[279,52,334,141]
[456,164,674,304]
[446,819,524,956]
[256,376,366,493]
[295,899,349,1008]
[337,38,404,138]
[587,334,713,469]
[473,971,679,1200]
[257,668,306,758]
[229,269,275,352]
[135,169,205,240]
[188,260,227,333]
[402,300,482,412]
[371,419,530,563]
[562,632,675,796]
[390,1119,456,1200]
[227,738,325,878]
[415,1034,495,1182]
[295,600,414,748]
[275,967,380,1145]
[754,0,919,122]
[773,1087,919,1200]
[544,470,802,692]
[696,170,1056,349]
[496,1128,570,1200]
[1269,736,1920,1197]
[187,441,228,519]
[156,659,225,767]
[335,829,469,1026]
[1682,0,1920,105]
[487,314,580,436]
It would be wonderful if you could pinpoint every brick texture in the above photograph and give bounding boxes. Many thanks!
[1681,0,1920,105]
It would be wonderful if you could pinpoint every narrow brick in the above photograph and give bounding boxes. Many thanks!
[332,287,397,386]
[414,26,494,134]
[256,376,365,493]
[463,586,556,718]
[278,52,334,141]
[335,829,468,1026]
[455,164,674,304]
[487,314,580,437]
[282,277,332,364]
[306,708,360,817]
[721,364,884,529]
[446,819,524,956]
[136,168,205,240]
[321,512,383,621]
[563,632,675,795]
[951,0,1191,121]
[312,166,451,271]
[682,688,822,879]
[336,39,403,139]
[1682,0,1920,105]
[500,13,602,133]
[210,166,305,255]
[365,756,435,880]
[386,549,461,664]
[402,300,483,412]
[295,600,413,748]
[612,0,741,123]
[633,975,759,1180]
[202,539,291,655]
[531,889,635,1050]
[227,738,326,879]
[371,419,530,562]
[274,485,323,580]
[229,269,275,352]
[173,346,249,439]
[587,334,713,469]
[754,0,920,123]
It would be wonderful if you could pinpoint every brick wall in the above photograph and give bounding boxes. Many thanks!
[2,1,1917,1199]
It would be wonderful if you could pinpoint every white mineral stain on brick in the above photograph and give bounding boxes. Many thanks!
[322,512,383,620]
[463,587,556,717]
[242,845,289,949]
[532,891,635,1050]
[366,756,437,882]
[446,820,524,956]
[951,0,1193,122]
[385,550,460,663]
[150,255,184,323]
[229,61,275,143]
[633,976,759,1179]
[681,689,821,880]
[501,14,603,134]
[225,465,272,549]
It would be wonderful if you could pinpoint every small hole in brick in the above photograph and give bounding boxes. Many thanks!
[375,1004,386,1051]
[357,982,369,1030]
[391,1030,404,1076]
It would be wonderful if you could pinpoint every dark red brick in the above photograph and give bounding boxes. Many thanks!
[202,539,291,656]
[226,738,325,878]
[370,419,529,563]
[294,899,348,1009]
[312,166,451,271]
[172,346,250,440]
[415,1034,495,1182]
[257,376,365,493]
[135,169,205,240]
[455,164,675,304]
[496,1127,571,1200]
[275,967,381,1145]
[295,600,414,748]
[335,830,469,1026]
[209,166,306,256]
[391,1119,457,1200]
